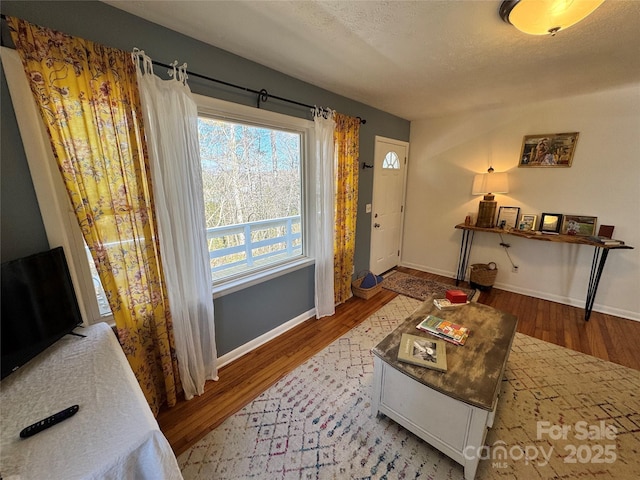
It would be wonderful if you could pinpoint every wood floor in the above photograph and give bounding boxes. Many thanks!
[157,267,640,456]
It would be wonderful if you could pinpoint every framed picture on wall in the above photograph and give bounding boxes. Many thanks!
[518,132,579,167]
[539,213,563,234]
[561,215,597,236]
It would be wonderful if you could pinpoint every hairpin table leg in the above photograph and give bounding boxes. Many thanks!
[456,230,474,286]
[585,247,609,321]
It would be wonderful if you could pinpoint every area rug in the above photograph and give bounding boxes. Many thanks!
[178,296,640,480]
[382,270,478,302]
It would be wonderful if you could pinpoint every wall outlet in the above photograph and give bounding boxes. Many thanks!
[512,266,519,273]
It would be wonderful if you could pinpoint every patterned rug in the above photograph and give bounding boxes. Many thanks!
[178,296,640,480]
[381,271,478,302]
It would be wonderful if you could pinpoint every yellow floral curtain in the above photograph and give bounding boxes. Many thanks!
[8,17,179,415]
[333,113,360,304]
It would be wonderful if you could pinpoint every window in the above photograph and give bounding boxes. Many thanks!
[382,151,400,169]
[195,95,314,293]
[84,243,113,317]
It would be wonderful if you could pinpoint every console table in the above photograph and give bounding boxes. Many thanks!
[454,224,634,320]
[371,297,518,480]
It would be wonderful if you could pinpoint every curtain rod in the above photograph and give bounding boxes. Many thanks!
[153,59,366,125]
[0,13,366,124]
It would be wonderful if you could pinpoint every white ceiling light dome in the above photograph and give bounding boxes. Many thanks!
[500,0,605,36]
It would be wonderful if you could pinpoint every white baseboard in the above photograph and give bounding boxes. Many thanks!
[491,281,640,322]
[216,307,316,368]
[398,262,640,323]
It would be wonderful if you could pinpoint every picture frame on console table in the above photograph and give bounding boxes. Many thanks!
[598,225,615,238]
[561,215,597,236]
[518,214,537,231]
[496,206,520,230]
[539,213,563,234]
[518,132,579,167]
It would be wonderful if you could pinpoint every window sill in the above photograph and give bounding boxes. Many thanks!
[212,257,314,299]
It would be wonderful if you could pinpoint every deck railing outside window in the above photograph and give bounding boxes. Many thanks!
[88,215,302,312]
[206,215,302,280]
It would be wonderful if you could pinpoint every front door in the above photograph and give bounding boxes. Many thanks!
[369,137,409,275]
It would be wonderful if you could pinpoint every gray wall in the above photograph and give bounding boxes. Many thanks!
[1,61,49,258]
[0,1,410,355]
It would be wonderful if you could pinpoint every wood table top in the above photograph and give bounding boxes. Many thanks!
[372,296,518,411]
[455,223,633,249]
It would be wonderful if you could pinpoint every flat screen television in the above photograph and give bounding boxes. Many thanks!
[1,246,83,379]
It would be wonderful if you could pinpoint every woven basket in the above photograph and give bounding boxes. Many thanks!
[470,262,498,290]
[351,271,383,299]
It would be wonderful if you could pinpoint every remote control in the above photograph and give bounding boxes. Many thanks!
[19,405,79,439]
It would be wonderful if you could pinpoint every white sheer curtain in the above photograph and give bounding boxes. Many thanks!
[313,107,336,319]
[134,51,217,399]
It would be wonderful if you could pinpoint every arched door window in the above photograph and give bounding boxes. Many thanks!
[382,151,400,169]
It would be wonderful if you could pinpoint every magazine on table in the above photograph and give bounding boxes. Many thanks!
[416,315,470,346]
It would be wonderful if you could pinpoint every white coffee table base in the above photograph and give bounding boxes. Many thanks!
[371,356,497,480]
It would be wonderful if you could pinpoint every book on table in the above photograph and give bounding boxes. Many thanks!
[416,315,470,346]
[397,333,447,372]
[433,298,469,310]
[588,235,625,246]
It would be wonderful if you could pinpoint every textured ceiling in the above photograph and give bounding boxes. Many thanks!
[104,0,640,121]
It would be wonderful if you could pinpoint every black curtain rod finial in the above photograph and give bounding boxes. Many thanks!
[257,88,269,108]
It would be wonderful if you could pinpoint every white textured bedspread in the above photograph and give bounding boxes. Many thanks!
[1,322,182,480]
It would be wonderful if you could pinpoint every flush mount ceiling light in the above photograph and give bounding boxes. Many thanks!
[499,0,605,36]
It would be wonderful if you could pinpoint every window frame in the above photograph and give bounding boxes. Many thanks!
[194,94,315,298]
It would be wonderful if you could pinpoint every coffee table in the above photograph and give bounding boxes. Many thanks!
[371,296,518,480]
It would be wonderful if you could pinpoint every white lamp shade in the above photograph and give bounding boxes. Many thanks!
[472,172,509,195]
[505,0,605,35]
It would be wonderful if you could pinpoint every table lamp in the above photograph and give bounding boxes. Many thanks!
[472,167,509,228]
